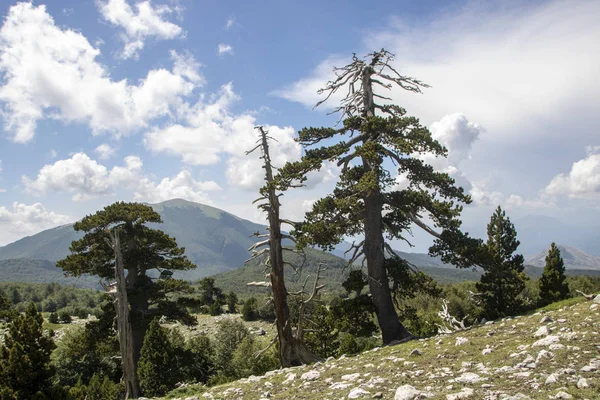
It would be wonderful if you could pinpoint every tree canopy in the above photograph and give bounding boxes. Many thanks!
[538,242,569,306]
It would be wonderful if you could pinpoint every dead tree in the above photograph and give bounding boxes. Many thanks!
[103,228,140,399]
[436,299,468,334]
[246,126,320,367]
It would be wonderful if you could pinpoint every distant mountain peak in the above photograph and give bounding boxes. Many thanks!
[526,244,600,270]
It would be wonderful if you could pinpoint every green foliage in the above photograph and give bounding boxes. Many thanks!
[84,374,123,400]
[209,302,223,316]
[476,207,528,319]
[567,275,600,297]
[303,303,339,359]
[0,292,16,321]
[137,319,180,397]
[0,303,56,398]
[230,336,279,379]
[0,282,102,318]
[198,277,225,306]
[226,291,238,313]
[213,318,250,379]
[59,311,72,324]
[52,298,121,388]
[48,312,59,324]
[241,297,259,321]
[342,270,368,297]
[538,243,569,306]
[329,295,377,338]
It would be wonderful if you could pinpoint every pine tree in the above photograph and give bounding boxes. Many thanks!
[56,202,196,368]
[476,206,528,319]
[0,303,56,398]
[277,49,480,344]
[137,319,178,397]
[538,243,569,306]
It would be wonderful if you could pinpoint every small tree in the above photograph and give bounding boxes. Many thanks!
[59,310,72,324]
[476,206,528,319]
[137,319,178,397]
[538,243,569,306]
[0,303,56,398]
[226,291,238,313]
[48,312,59,324]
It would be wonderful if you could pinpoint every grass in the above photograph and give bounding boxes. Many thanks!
[158,296,600,400]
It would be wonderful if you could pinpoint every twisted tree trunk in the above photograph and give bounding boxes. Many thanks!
[106,229,140,399]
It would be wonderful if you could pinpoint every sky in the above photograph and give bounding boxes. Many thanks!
[0,0,599,252]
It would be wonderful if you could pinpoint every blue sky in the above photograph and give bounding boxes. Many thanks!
[0,0,599,252]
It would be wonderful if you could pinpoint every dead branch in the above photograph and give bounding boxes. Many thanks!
[436,299,468,334]
[576,290,597,300]
[247,281,272,288]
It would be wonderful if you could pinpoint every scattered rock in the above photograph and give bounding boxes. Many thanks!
[577,377,589,389]
[455,337,469,346]
[554,392,573,399]
[545,373,559,385]
[540,315,553,323]
[331,382,353,390]
[455,372,482,384]
[348,387,371,399]
[283,373,296,383]
[482,345,493,355]
[533,326,549,337]
[532,335,560,347]
[409,348,422,357]
[372,393,383,399]
[593,294,600,304]
[342,373,361,381]
[394,385,423,400]
[446,388,474,400]
[301,370,320,381]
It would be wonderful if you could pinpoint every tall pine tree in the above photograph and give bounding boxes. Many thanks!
[57,202,196,370]
[476,206,528,319]
[277,49,481,344]
[538,242,569,306]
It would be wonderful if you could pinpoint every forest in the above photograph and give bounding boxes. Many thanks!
[1,49,600,399]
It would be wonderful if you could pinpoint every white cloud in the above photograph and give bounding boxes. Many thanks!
[545,147,600,199]
[98,0,183,59]
[94,144,117,160]
[277,1,600,145]
[0,202,72,245]
[22,153,142,201]
[0,3,200,142]
[22,152,220,204]
[218,43,233,56]
[225,17,234,30]
[134,170,221,204]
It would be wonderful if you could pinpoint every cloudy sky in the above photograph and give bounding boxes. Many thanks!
[0,0,598,252]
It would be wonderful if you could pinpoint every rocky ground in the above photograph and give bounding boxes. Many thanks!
[159,297,599,400]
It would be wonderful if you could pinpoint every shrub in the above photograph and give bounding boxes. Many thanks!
[241,297,258,321]
[48,312,59,324]
[58,311,72,324]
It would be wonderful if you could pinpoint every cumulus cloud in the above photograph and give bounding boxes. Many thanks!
[22,152,220,204]
[218,43,233,56]
[545,146,600,199]
[0,3,200,142]
[22,153,142,201]
[94,144,116,160]
[0,202,72,245]
[134,170,221,204]
[98,0,184,59]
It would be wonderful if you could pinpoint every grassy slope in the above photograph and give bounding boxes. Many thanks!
[161,297,599,400]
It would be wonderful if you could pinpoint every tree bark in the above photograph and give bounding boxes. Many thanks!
[107,230,140,399]
[360,65,411,344]
[257,127,320,367]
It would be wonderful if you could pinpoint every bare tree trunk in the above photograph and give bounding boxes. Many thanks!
[106,230,140,399]
[254,127,320,367]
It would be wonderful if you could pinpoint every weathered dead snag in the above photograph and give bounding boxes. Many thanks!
[246,126,320,367]
[436,299,469,334]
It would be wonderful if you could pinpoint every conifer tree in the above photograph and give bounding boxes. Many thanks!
[137,319,178,397]
[0,303,56,398]
[476,206,528,319]
[277,49,480,344]
[538,242,569,306]
[57,202,196,368]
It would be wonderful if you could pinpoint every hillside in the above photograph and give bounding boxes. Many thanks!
[0,259,98,288]
[161,297,600,399]
[526,245,600,270]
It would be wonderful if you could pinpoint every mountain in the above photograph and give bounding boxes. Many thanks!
[0,199,267,281]
[526,244,600,270]
[0,259,98,288]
